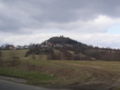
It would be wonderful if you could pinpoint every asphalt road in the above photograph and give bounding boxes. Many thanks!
[0,79,67,90]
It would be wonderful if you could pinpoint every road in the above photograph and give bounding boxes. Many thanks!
[0,79,67,90]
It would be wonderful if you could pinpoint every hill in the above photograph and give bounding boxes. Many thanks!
[26,36,120,61]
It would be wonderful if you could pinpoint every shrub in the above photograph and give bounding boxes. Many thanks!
[7,56,21,67]
[0,51,3,66]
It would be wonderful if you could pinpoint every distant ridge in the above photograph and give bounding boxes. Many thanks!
[26,36,120,61]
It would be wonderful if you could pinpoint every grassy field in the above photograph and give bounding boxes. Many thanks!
[0,50,120,90]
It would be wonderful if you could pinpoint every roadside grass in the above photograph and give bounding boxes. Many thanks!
[1,50,120,89]
[0,67,56,85]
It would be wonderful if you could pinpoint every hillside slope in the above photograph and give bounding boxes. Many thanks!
[26,36,120,61]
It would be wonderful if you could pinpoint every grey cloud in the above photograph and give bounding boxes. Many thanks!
[0,0,120,33]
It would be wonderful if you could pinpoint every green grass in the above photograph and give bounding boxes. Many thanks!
[0,67,55,85]
[1,50,120,89]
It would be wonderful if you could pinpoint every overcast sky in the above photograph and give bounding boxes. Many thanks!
[0,0,120,48]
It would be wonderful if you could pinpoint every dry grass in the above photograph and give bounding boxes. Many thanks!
[0,50,120,89]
